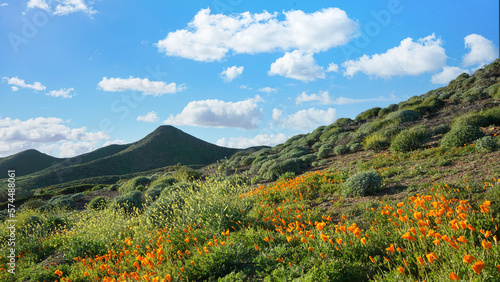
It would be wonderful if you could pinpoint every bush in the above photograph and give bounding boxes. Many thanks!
[474,136,499,152]
[347,141,362,152]
[390,126,431,152]
[145,187,163,201]
[355,107,381,121]
[88,196,109,210]
[384,110,421,123]
[363,133,390,152]
[341,170,383,197]
[107,184,119,191]
[262,158,302,181]
[481,107,500,126]
[319,126,343,141]
[333,145,349,156]
[485,83,500,97]
[432,124,451,135]
[453,113,489,128]
[317,144,333,159]
[112,191,144,213]
[300,154,317,166]
[440,125,485,148]
[40,195,76,211]
[71,193,84,201]
[20,199,46,210]
[119,176,151,193]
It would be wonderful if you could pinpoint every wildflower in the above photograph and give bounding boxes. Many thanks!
[84,272,89,276]
[472,260,485,274]
[481,240,492,249]
[336,238,342,245]
[55,270,63,277]
[308,247,315,252]
[397,266,404,274]
[369,256,375,263]
[417,257,425,266]
[396,247,404,252]
[180,267,185,272]
[386,244,395,253]
[401,232,416,241]
[449,272,459,281]
[457,236,467,244]
[254,244,259,251]
[361,237,367,245]
[320,253,326,259]
[426,252,437,263]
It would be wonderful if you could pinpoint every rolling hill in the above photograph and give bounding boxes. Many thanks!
[10,125,246,190]
[0,149,63,178]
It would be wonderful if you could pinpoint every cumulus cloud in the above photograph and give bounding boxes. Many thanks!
[0,117,110,157]
[326,62,339,72]
[1,3,8,7]
[3,76,46,91]
[272,107,337,131]
[258,87,278,94]
[269,51,326,81]
[217,133,287,148]
[164,96,263,129]
[27,0,96,16]
[431,66,469,85]
[295,91,393,105]
[156,8,358,62]
[98,76,185,96]
[47,88,75,98]
[220,65,244,82]
[462,34,498,68]
[137,111,159,123]
[343,34,447,78]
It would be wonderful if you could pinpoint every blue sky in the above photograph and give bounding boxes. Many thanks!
[0,0,498,158]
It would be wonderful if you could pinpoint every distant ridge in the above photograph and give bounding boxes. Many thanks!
[0,149,63,178]
[17,125,242,190]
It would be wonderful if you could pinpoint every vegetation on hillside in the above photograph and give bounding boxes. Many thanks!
[0,60,499,281]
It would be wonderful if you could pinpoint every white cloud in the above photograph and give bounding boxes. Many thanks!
[272,107,337,131]
[343,34,447,78]
[220,65,244,82]
[0,117,110,157]
[296,90,393,105]
[137,111,159,123]
[27,0,96,16]
[258,87,278,94]
[1,3,8,7]
[326,62,339,72]
[240,84,252,90]
[3,76,46,91]
[164,96,263,129]
[217,133,287,148]
[269,50,326,81]
[462,34,498,68]
[47,88,75,98]
[431,66,469,85]
[156,8,358,62]
[102,139,127,147]
[98,76,185,96]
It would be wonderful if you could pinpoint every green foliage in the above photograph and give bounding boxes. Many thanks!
[378,104,398,117]
[363,133,390,152]
[20,198,46,210]
[70,193,84,201]
[145,187,163,201]
[278,146,308,160]
[262,158,302,181]
[440,125,485,148]
[88,196,109,210]
[481,107,500,125]
[357,119,387,134]
[40,195,76,211]
[432,124,451,135]
[319,126,343,141]
[453,113,489,128]
[384,109,421,123]
[300,154,317,166]
[317,144,333,159]
[461,86,488,102]
[347,141,362,152]
[355,107,381,121]
[333,145,349,156]
[485,83,500,97]
[91,184,106,191]
[341,169,383,197]
[278,171,296,181]
[474,136,499,152]
[390,126,431,152]
[173,166,202,182]
[112,191,145,213]
[107,184,119,191]
[119,176,151,194]
[251,176,261,185]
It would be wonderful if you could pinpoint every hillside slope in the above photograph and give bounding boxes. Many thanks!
[16,126,241,190]
[0,149,63,178]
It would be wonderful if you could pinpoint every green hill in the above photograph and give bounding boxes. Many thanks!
[10,125,243,190]
[0,149,63,178]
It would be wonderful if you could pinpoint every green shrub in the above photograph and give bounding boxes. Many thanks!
[453,113,489,128]
[355,107,381,121]
[135,184,147,191]
[278,146,309,160]
[88,196,109,210]
[225,175,250,186]
[319,126,343,141]
[317,144,333,159]
[144,190,184,227]
[250,177,261,185]
[357,119,387,134]
[300,154,317,166]
[240,155,256,166]
[119,176,151,193]
[474,136,499,152]
[390,126,431,152]
[333,145,349,156]
[145,187,163,201]
[91,184,106,191]
[341,170,383,197]
[432,124,451,135]
[107,184,119,191]
[485,83,500,97]
[262,158,302,181]
[20,199,46,210]
[481,107,500,125]
[278,171,296,181]
[173,167,202,181]
[150,175,177,187]
[347,141,362,152]
[41,195,76,211]
[384,109,421,123]
[70,193,84,201]
[461,86,488,102]
[363,133,390,152]
[440,125,485,148]
[112,191,144,213]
